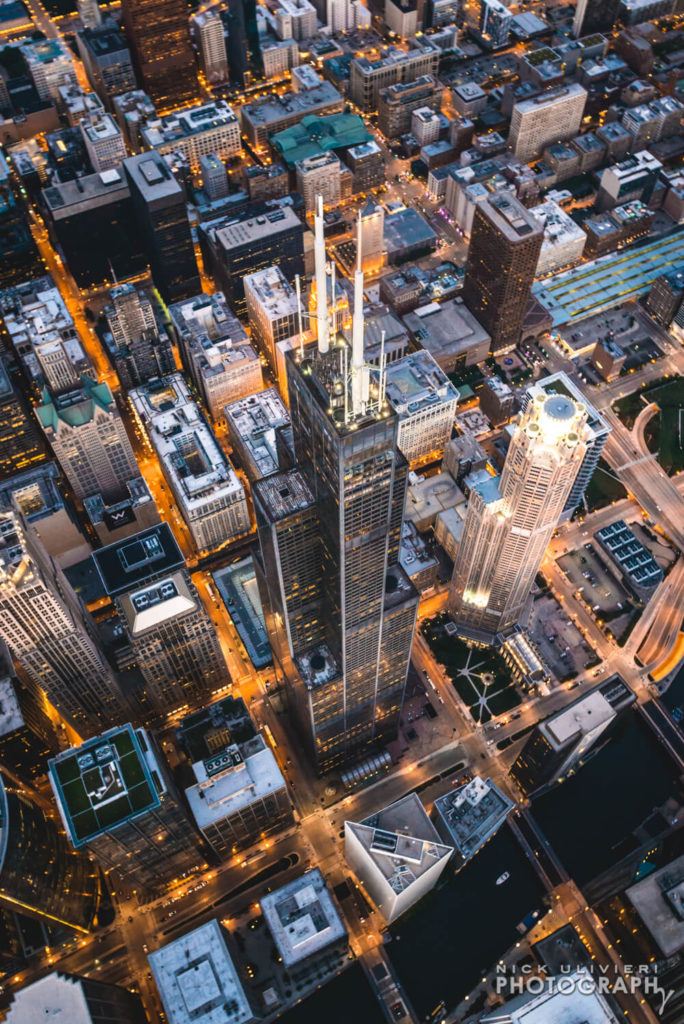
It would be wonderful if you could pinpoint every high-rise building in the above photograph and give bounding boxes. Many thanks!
[168,292,262,420]
[103,284,175,389]
[179,697,293,858]
[76,22,136,108]
[120,0,197,111]
[222,0,261,87]
[510,677,635,795]
[522,373,610,522]
[383,350,458,467]
[254,203,418,772]
[79,112,126,172]
[461,193,543,355]
[349,41,440,112]
[0,358,46,481]
[77,0,102,28]
[0,641,59,786]
[200,153,229,201]
[573,0,620,36]
[0,769,106,933]
[449,387,590,643]
[36,377,139,502]
[93,524,229,717]
[358,199,385,273]
[508,85,588,163]
[123,151,201,304]
[192,7,229,84]
[200,205,305,317]
[50,724,202,892]
[295,152,347,212]
[244,265,299,374]
[140,100,241,172]
[646,266,684,327]
[20,39,77,103]
[6,973,147,1024]
[0,152,42,289]
[129,375,250,550]
[0,512,126,735]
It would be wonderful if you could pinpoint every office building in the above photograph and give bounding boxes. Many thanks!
[478,375,515,426]
[50,724,200,892]
[58,83,104,126]
[223,0,261,87]
[120,0,197,111]
[0,770,106,933]
[619,0,674,23]
[225,389,290,483]
[524,373,610,522]
[169,292,261,420]
[583,199,653,258]
[246,163,290,202]
[480,980,621,1023]
[0,642,59,786]
[93,524,228,716]
[79,112,126,172]
[0,359,46,482]
[0,276,92,395]
[202,205,304,317]
[432,776,513,866]
[21,39,77,102]
[411,107,441,146]
[113,89,157,150]
[377,75,442,139]
[5,973,147,1024]
[192,7,229,84]
[358,200,384,273]
[183,726,292,859]
[646,266,684,327]
[83,476,160,545]
[597,150,662,210]
[254,209,418,772]
[275,0,318,38]
[0,463,91,570]
[510,677,635,795]
[241,77,343,149]
[149,919,256,1024]
[573,0,619,35]
[261,870,347,983]
[130,375,249,550]
[626,852,684,960]
[42,169,147,291]
[349,41,440,112]
[471,0,512,49]
[141,101,241,171]
[77,22,136,107]
[0,152,41,289]
[462,193,543,355]
[383,350,458,467]
[346,139,385,193]
[403,298,491,372]
[123,152,201,303]
[530,199,587,276]
[200,153,229,202]
[244,265,299,372]
[295,152,347,212]
[270,111,371,168]
[76,0,102,28]
[344,793,453,923]
[591,337,627,382]
[0,512,126,735]
[509,85,587,163]
[449,388,590,643]
[36,377,139,503]
[103,284,174,390]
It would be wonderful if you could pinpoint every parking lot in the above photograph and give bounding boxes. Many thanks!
[559,304,664,371]
[529,592,598,682]
[558,544,630,617]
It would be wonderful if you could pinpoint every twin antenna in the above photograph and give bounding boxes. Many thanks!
[293,195,386,423]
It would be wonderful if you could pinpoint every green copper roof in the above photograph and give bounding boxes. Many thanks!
[36,376,114,431]
[270,113,371,168]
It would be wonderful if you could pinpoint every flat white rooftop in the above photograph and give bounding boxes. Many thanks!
[627,853,684,957]
[260,869,346,967]
[543,690,615,748]
[481,977,621,1022]
[149,919,254,1024]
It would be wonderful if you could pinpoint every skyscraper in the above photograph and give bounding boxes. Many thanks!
[50,724,202,893]
[0,357,47,482]
[0,512,127,736]
[102,284,174,389]
[222,0,261,86]
[573,0,620,36]
[6,973,147,1024]
[0,151,42,289]
[120,0,197,111]
[123,152,201,303]
[0,769,106,933]
[254,202,418,773]
[449,387,590,643]
[0,640,60,787]
[35,377,139,502]
[192,8,228,84]
[92,524,228,719]
[461,193,543,355]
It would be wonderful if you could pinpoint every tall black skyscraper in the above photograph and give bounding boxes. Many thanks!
[223,0,261,85]
[0,152,42,289]
[120,0,197,111]
[0,770,106,933]
[123,152,201,303]
[254,203,418,773]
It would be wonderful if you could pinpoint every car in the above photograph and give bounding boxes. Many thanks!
[391,1002,407,1020]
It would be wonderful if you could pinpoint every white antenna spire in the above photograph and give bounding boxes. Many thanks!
[330,259,336,336]
[351,213,368,418]
[379,328,387,408]
[295,273,304,358]
[314,194,329,354]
